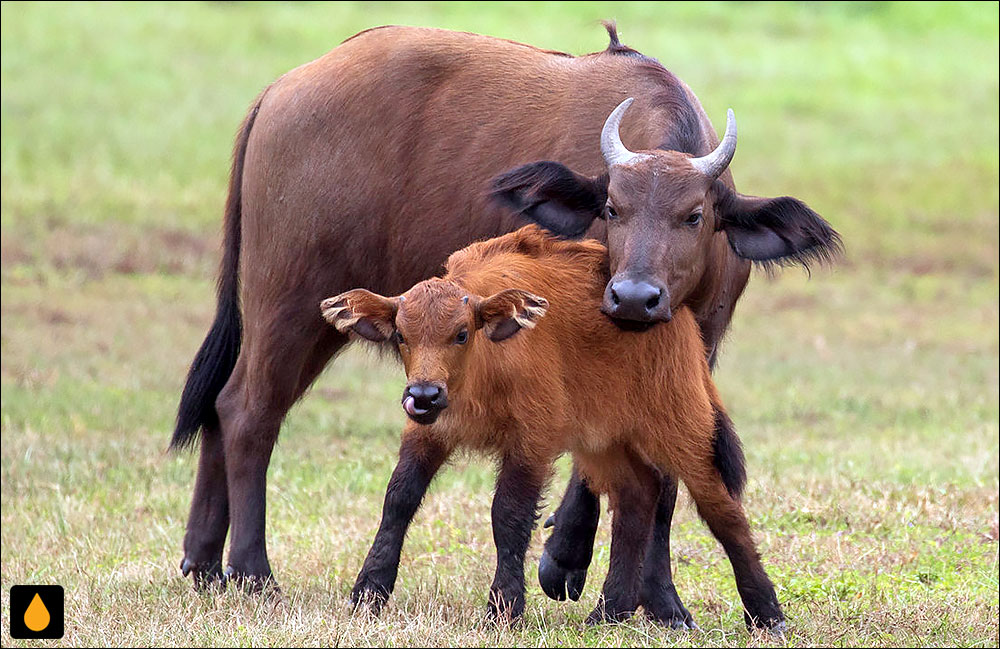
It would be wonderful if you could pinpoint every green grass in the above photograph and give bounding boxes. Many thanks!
[2,1,998,646]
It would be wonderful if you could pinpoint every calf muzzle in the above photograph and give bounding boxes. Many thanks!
[402,382,448,424]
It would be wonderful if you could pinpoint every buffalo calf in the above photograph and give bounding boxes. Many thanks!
[322,225,784,630]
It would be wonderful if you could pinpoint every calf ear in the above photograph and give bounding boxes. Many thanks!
[490,161,608,239]
[320,289,399,343]
[714,183,842,268]
[474,289,549,342]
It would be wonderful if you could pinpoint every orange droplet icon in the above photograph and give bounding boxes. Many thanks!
[24,592,51,632]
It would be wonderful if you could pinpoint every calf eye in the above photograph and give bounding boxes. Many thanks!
[394,331,406,345]
[684,212,702,226]
[605,203,619,220]
[455,329,468,345]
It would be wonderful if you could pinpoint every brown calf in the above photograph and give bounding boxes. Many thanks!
[322,225,784,630]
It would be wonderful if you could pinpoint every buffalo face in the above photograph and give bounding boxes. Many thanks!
[492,99,841,330]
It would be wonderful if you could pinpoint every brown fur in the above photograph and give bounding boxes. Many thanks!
[326,225,720,493]
[324,225,783,627]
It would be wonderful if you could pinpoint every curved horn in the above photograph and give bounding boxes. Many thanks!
[601,97,644,167]
[690,109,737,179]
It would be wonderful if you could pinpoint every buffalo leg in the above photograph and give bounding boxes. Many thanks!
[214,323,347,589]
[686,480,784,631]
[180,425,229,587]
[538,465,599,601]
[488,456,546,623]
[542,466,688,618]
[351,433,450,614]
[586,454,660,625]
[179,321,346,589]
[641,475,695,628]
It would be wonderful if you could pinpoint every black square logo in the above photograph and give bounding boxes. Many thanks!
[9,585,64,639]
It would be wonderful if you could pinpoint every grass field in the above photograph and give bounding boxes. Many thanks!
[1,1,998,646]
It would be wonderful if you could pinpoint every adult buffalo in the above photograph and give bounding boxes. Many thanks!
[172,23,839,627]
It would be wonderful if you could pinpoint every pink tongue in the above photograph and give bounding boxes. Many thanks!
[403,396,428,416]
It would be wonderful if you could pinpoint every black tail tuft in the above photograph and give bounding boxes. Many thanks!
[712,407,746,500]
[171,294,242,450]
[170,96,263,451]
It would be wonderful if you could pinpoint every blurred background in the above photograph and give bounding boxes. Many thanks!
[2,2,997,646]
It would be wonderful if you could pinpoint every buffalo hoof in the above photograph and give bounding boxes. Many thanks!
[645,605,698,630]
[748,616,787,637]
[642,583,697,630]
[538,549,588,602]
[221,565,279,594]
[179,556,224,590]
[350,574,390,616]
[584,600,636,626]
[768,620,788,636]
[486,593,525,626]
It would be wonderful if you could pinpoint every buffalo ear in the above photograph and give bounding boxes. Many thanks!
[320,289,399,343]
[714,183,842,268]
[474,289,549,342]
[490,161,608,239]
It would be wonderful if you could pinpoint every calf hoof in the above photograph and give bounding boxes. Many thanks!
[584,600,637,626]
[645,605,698,630]
[350,575,390,616]
[179,556,224,590]
[486,601,524,627]
[538,549,588,602]
[221,565,279,594]
[486,594,524,626]
[745,613,787,636]
[642,584,697,630]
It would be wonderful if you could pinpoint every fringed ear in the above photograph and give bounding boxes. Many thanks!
[490,161,608,239]
[474,288,548,342]
[713,181,842,271]
[320,289,399,343]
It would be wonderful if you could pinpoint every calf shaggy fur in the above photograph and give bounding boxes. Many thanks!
[321,225,783,630]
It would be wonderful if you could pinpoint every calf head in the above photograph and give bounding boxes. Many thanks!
[321,279,547,425]
[492,98,841,329]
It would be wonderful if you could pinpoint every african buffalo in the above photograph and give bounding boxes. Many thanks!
[322,224,784,630]
[172,23,838,627]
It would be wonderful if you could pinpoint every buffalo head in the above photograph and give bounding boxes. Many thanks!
[492,98,841,330]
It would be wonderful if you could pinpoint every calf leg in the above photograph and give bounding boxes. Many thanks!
[543,467,688,618]
[641,475,696,628]
[488,456,546,623]
[586,454,660,625]
[538,465,599,601]
[351,432,450,614]
[180,426,229,587]
[685,479,784,631]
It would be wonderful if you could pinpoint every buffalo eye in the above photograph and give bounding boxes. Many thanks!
[394,331,406,345]
[684,211,703,226]
[605,203,619,220]
[454,329,468,345]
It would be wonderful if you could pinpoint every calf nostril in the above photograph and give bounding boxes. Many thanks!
[611,288,621,306]
[407,384,443,408]
[645,290,661,311]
